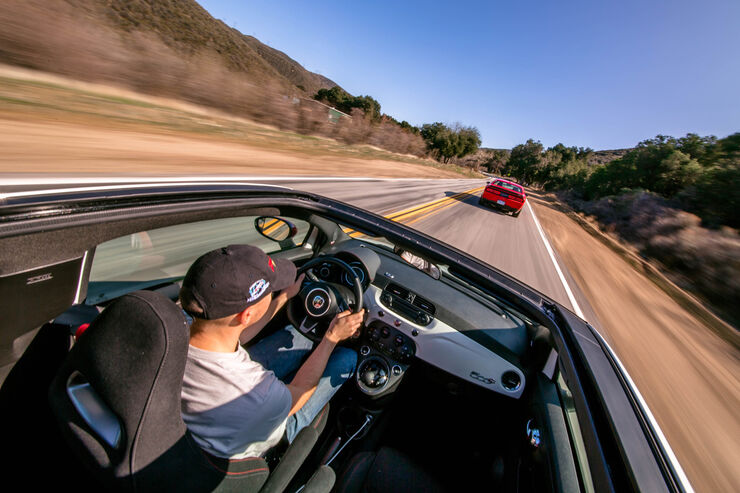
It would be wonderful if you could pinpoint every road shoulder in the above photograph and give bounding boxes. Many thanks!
[529,192,740,493]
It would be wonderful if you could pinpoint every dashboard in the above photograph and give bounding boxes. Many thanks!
[320,240,527,399]
[313,252,371,291]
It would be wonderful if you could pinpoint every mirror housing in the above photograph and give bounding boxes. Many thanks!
[254,216,298,242]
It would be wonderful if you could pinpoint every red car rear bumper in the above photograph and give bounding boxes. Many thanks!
[480,189,525,212]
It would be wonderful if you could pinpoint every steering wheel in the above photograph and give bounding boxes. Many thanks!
[286,256,364,342]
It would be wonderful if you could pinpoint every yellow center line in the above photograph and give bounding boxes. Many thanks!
[403,198,462,227]
[386,186,484,222]
[261,218,281,235]
[346,185,484,237]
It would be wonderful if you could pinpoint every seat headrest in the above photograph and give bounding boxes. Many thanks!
[49,290,190,485]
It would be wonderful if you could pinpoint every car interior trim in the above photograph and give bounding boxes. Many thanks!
[363,285,526,399]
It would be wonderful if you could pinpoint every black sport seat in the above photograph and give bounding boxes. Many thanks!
[334,447,447,493]
[48,290,333,492]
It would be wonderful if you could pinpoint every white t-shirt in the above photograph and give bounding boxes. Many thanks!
[181,344,292,459]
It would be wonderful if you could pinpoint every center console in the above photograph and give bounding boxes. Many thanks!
[355,321,416,397]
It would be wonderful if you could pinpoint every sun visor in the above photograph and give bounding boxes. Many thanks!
[1,257,84,337]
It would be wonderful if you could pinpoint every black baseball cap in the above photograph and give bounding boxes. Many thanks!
[179,244,297,320]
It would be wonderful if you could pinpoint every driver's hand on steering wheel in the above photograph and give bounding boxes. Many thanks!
[325,309,365,344]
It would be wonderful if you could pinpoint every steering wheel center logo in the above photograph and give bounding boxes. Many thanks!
[306,287,331,316]
[313,295,325,309]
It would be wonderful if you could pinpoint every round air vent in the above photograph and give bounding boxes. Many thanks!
[501,371,521,392]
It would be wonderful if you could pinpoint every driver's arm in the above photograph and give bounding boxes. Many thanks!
[285,309,364,415]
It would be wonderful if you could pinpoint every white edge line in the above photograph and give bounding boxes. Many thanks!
[0,181,293,200]
[0,176,484,200]
[74,250,88,304]
[0,175,480,186]
[595,332,696,493]
[526,201,585,319]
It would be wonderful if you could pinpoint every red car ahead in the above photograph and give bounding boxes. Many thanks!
[479,178,527,217]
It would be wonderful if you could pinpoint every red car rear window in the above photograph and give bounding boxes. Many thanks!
[493,181,522,194]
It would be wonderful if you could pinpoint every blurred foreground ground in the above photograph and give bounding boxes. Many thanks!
[531,193,739,493]
[1,69,738,492]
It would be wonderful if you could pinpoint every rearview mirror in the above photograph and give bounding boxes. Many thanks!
[255,216,298,242]
[395,247,441,279]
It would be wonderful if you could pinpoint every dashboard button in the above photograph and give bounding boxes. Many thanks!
[381,327,390,338]
[394,335,404,347]
[360,345,371,356]
[392,365,402,376]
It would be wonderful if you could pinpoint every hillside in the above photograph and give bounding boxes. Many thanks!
[588,148,630,166]
[0,0,434,159]
[0,0,338,97]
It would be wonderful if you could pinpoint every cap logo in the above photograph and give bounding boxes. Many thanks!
[247,279,270,302]
[268,257,275,272]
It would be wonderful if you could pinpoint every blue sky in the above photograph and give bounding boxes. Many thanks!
[198,0,739,149]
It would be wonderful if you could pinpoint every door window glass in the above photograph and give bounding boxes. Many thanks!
[87,215,309,304]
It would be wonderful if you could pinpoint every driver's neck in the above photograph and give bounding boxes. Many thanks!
[189,318,243,353]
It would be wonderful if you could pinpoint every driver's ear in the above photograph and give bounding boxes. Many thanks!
[235,306,251,326]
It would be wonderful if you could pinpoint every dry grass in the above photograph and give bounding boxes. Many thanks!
[566,190,740,326]
[0,66,480,177]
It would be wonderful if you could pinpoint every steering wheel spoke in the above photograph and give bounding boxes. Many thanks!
[297,316,319,335]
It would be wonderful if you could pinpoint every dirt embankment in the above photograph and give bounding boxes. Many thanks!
[530,192,740,493]
[0,66,472,178]
[0,118,458,178]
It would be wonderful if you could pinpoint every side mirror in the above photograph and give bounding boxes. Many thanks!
[255,216,298,242]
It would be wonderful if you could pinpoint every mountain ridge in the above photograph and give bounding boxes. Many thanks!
[0,0,339,97]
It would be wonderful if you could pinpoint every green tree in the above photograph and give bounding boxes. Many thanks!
[687,132,740,227]
[484,149,509,174]
[314,87,382,121]
[420,122,481,162]
[506,139,544,184]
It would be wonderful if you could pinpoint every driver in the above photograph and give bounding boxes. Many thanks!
[178,244,364,459]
